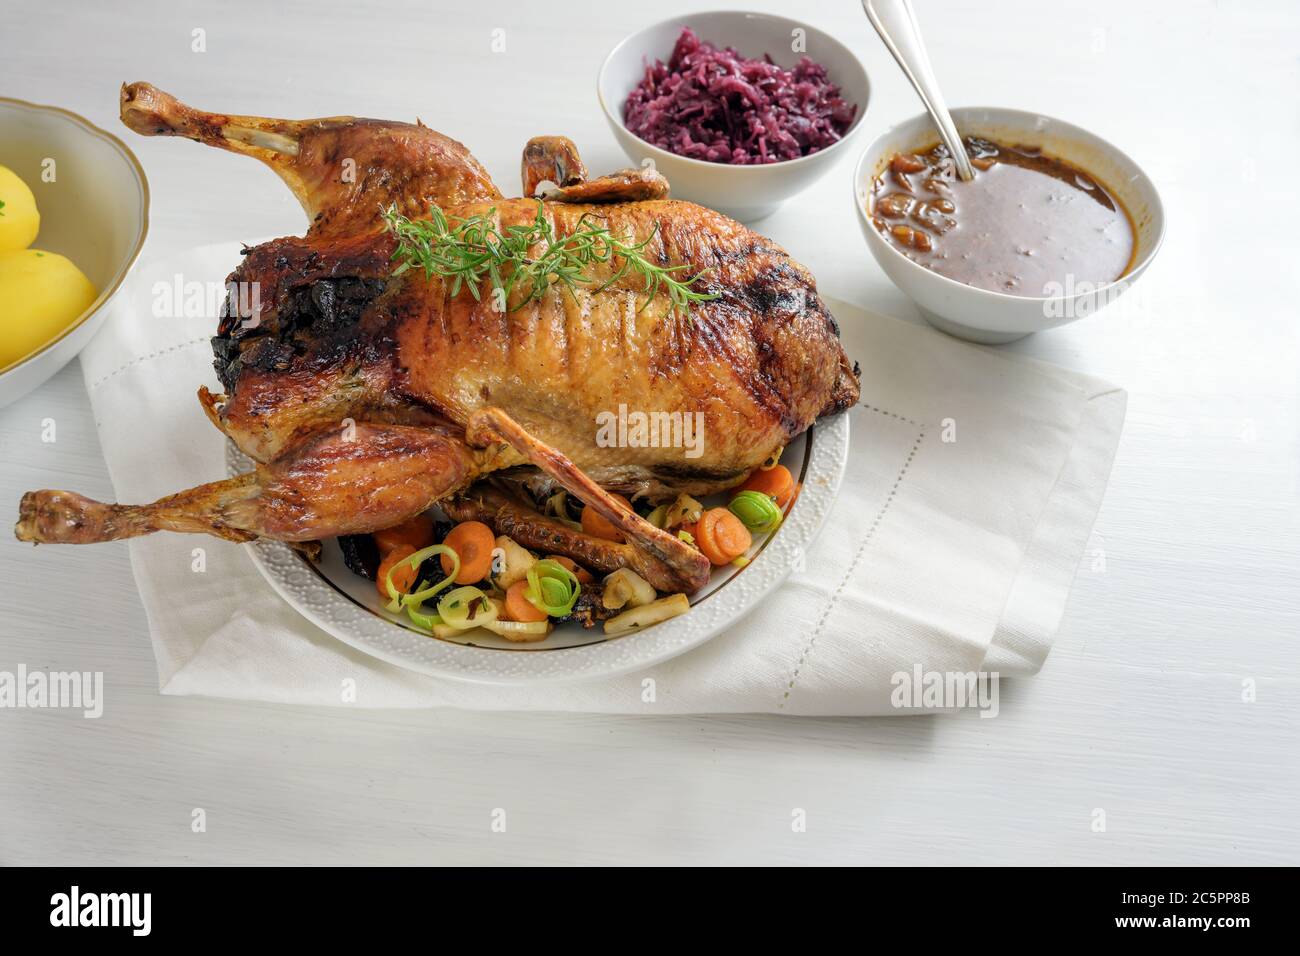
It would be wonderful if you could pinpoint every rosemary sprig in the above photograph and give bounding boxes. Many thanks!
[382,201,717,318]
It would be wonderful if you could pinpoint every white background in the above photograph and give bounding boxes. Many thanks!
[2,0,1297,864]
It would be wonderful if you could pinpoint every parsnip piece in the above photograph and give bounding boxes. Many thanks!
[485,619,552,643]
[665,494,704,529]
[492,535,536,589]
[601,568,656,610]
[603,593,691,636]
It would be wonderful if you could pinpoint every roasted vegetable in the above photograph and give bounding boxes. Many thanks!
[524,559,582,616]
[735,464,796,509]
[376,545,419,601]
[604,593,691,636]
[373,513,435,555]
[664,493,704,529]
[504,579,548,623]
[601,568,656,611]
[491,535,536,589]
[581,493,633,542]
[438,586,500,629]
[695,507,752,566]
[485,619,551,642]
[728,490,782,533]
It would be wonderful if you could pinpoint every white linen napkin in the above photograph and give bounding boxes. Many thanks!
[76,242,1124,714]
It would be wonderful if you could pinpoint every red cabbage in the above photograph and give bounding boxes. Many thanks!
[622,27,858,165]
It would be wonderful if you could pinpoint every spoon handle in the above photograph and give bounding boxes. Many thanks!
[862,0,975,181]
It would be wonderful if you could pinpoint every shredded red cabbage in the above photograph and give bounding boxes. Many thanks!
[622,28,858,165]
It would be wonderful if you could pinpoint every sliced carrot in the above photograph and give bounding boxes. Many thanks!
[504,580,549,622]
[695,507,752,567]
[372,513,434,556]
[736,464,795,509]
[580,493,633,542]
[694,515,727,566]
[545,555,594,584]
[376,544,418,600]
[440,520,496,584]
[676,521,699,545]
[710,510,752,557]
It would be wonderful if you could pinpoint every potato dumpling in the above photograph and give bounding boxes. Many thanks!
[0,165,40,253]
[0,249,97,367]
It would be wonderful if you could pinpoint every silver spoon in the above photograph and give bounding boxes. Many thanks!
[862,0,974,181]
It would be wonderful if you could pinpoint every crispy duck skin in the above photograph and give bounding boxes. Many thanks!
[15,83,860,594]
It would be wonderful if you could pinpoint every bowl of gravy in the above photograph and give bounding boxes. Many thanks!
[853,107,1164,343]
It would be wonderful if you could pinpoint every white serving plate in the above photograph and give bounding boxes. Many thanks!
[230,412,848,686]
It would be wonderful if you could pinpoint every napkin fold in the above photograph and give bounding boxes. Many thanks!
[77,242,1124,714]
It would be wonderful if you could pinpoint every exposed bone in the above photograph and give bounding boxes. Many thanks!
[120,82,311,157]
[465,408,710,593]
[444,488,695,594]
[16,476,261,545]
[221,125,301,157]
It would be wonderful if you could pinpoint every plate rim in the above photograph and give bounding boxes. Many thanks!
[235,413,849,686]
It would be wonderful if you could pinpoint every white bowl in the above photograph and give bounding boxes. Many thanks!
[598,10,871,222]
[0,96,148,406]
[853,107,1165,343]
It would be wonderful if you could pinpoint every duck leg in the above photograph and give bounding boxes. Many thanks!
[15,475,262,545]
[16,423,499,545]
[120,81,502,237]
[465,408,710,593]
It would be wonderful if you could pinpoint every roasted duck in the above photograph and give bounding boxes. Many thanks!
[16,83,860,594]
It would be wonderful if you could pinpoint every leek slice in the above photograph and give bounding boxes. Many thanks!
[728,490,783,534]
[404,546,460,605]
[384,543,460,612]
[437,585,499,630]
[406,604,443,630]
[524,558,581,617]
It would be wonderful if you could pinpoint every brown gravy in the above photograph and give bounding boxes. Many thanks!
[869,136,1135,295]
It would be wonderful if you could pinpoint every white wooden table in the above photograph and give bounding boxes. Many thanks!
[2,0,1296,865]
